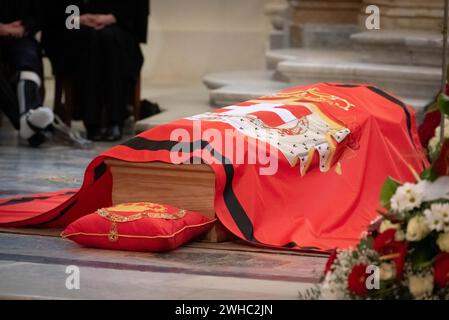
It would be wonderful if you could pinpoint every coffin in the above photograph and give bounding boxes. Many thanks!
[104,159,235,242]
[0,83,428,251]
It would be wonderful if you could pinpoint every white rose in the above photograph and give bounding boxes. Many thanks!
[437,233,449,253]
[408,274,434,299]
[379,263,396,281]
[406,215,431,241]
[379,220,401,233]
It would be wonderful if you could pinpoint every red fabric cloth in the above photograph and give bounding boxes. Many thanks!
[62,202,214,252]
[0,83,428,251]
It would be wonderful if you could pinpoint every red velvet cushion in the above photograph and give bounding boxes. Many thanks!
[62,202,215,252]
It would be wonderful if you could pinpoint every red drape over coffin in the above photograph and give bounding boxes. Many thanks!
[0,83,428,251]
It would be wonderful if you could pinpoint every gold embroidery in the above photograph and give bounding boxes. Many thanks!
[259,87,355,111]
[108,222,119,242]
[97,207,186,222]
[187,87,353,175]
[335,161,342,175]
[96,202,187,242]
[106,202,167,213]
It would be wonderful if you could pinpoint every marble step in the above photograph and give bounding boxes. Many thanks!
[265,48,358,70]
[210,82,291,107]
[203,70,277,89]
[278,58,440,100]
[204,70,432,114]
[351,30,447,67]
[291,23,360,49]
[203,70,289,106]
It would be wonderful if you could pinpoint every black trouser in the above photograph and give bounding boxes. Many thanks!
[0,37,43,128]
[0,37,43,75]
[0,71,19,129]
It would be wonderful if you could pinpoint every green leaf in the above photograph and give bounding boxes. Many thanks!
[419,168,439,181]
[357,236,373,251]
[380,177,401,210]
[438,93,449,117]
[409,234,439,271]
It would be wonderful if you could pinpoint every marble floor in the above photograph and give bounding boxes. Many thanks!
[0,84,326,299]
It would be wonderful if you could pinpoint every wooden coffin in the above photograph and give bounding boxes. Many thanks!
[104,159,234,242]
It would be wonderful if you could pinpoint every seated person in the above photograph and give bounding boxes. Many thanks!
[42,0,149,142]
[0,0,54,147]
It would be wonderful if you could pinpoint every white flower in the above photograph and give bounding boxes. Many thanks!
[424,203,449,232]
[424,208,445,232]
[390,183,423,213]
[428,116,449,154]
[406,215,431,241]
[428,136,439,154]
[432,203,449,223]
[434,117,449,141]
[379,220,400,233]
[379,263,396,281]
[319,272,347,300]
[395,230,406,242]
[437,233,449,253]
[408,274,434,299]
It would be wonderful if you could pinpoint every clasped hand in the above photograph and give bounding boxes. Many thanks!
[0,21,25,38]
[79,14,116,30]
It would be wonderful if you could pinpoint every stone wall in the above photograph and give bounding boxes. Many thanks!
[358,0,446,31]
[287,0,362,48]
[141,0,273,85]
[287,0,446,32]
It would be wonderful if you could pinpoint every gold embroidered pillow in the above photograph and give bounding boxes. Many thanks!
[62,202,215,252]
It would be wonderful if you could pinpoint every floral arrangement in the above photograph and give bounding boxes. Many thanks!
[300,90,449,300]
[304,176,449,300]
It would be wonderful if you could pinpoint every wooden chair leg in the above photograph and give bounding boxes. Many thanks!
[63,77,73,127]
[53,74,63,118]
[53,74,73,127]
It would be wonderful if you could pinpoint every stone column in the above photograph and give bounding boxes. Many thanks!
[358,0,446,31]
[265,0,289,49]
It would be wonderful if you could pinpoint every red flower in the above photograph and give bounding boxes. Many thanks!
[373,229,408,280]
[434,252,449,288]
[348,264,369,295]
[324,249,337,274]
[390,241,408,280]
[373,229,396,252]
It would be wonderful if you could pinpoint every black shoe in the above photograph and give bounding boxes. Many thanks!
[139,99,161,119]
[87,127,104,141]
[103,125,122,142]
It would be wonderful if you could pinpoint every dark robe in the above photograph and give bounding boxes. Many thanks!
[42,0,149,129]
